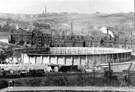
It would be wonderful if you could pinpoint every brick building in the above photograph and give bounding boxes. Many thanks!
[32,30,52,47]
[11,28,32,44]
[73,35,84,47]
[64,36,74,47]
[52,35,64,47]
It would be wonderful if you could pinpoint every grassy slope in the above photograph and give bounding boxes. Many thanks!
[0,13,133,27]
[33,13,134,37]
[0,13,133,37]
[33,13,133,27]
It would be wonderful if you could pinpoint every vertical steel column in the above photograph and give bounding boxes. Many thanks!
[123,53,125,61]
[64,56,66,65]
[124,53,127,61]
[86,55,88,67]
[111,54,113,63]
[100,54,102,63]
[106,54,108,63]
[23,54,24,64]
[122,53,125,62]
[116,54,119,63]
[57,56,58,65]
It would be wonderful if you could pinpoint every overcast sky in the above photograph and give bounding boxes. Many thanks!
[0,0,134,14]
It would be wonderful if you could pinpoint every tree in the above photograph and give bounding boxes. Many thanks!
[0,46,14,64]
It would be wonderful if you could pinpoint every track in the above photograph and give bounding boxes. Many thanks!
[1,86,135,92]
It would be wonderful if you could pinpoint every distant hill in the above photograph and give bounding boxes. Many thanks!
[0,12,133,37]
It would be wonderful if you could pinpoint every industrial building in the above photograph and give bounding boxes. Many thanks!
[0,28,135,49]
[21,47,132,67]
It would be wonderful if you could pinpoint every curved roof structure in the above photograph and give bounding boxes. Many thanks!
[50,47,132,55]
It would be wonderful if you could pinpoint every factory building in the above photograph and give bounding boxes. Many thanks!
[21,47,132,66]
[0,28,134,50]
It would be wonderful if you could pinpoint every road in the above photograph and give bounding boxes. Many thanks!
[1,86,135,92]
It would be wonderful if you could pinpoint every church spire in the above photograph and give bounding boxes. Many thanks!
[45,4,47,14]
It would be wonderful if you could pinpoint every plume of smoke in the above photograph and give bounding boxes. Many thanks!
[100,26,114,37]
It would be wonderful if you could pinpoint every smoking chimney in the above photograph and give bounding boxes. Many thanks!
[71,22,73,35]
[100,26,114,38]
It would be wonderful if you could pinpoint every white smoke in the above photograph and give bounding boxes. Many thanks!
[108,30,114,38]
[61,23,70,27]
[99,26,114,37]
